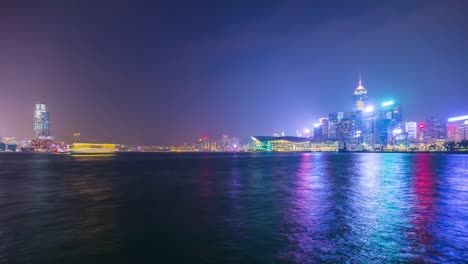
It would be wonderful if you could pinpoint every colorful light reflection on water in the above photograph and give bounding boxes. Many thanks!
[0,152,467,263]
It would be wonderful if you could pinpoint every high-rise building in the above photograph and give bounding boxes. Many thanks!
[418,117,447,144]
[361,110,378,149]
[446,115,468,142]
[320,118,329,141]
[436,122,447,140]
[329,112,344,123]
[313,125,323,142]
[421,117,446,143]
[405,122,418,141]
[337,118,356,142]
[34,102,52,139]
[380,101,402,123]
[376,100,403,146]
[352,75,369,149]
[328,112,344,141]
[353,74,368,112]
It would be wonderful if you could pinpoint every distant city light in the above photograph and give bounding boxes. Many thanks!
[393,128,402,135]
[419,124,425,129]
[313,123,320,128]
[303,128,311,134]
[382,100,394,107]
[465,120,468,125]
[364,105,374,113]
[447,115,468,122]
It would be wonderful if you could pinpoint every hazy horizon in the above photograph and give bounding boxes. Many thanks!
[1,0,467,145]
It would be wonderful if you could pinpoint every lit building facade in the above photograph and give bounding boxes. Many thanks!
[328,112,344,141]
[313,118,330,142]
[352,75,372,149]
[361,111,378,149]
[320,118,329,141]
[377,101,403,146]
[405,122,418,141]
[31,139,56,152]
[353,75,368,112]
[337,118,356,147]
[252,136,311,152]
[251,136,338,152]
[421,117,446,143]
[34,102,52,139]
[446,115,468,142]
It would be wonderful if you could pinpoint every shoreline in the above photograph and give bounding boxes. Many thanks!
[2,151,467,155]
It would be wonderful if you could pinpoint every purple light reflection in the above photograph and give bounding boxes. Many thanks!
[280,153,333,262]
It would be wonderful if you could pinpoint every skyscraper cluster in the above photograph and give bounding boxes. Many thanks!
[3,94,466,153]
[306,75,466,151]
[310,76,403,150]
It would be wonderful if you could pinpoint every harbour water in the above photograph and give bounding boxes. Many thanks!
[0,152,467,263]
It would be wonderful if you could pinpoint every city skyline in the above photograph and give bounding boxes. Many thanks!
[0,0,467,145]
[1,2,467,264]
[3,80,467,149]
[0,73,466,146]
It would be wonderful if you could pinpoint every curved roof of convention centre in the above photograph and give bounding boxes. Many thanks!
[252,136,311,143]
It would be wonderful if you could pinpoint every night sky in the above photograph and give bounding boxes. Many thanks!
[0,0,467,145]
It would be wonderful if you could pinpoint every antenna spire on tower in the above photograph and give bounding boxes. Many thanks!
[359,72,362,86]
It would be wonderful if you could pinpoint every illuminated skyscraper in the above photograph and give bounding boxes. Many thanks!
[446,115,468,142]
[320,118,329,141]
[353,73,368,112]
[377,100,403,146]
[328,112,343,141]
[34,102,52,139]
[352,74,369,149]
[337,118,356,142]
[422,117,446,142]
[405,122,418,141]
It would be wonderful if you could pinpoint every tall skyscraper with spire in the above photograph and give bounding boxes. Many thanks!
[353,73,368,111]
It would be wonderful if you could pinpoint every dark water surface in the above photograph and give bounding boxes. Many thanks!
[0,152,467,263]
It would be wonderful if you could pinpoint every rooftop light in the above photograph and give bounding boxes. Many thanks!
[364,105,374,113]
[447,115,468,122]
[382,100,394,107]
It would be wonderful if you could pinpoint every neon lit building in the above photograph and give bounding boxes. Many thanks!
[377,100,403,146]
[446,115,468,142]
[352,74,371,149]
[251,136,338,152]
[34,102,52,139]
[421,117,446,143]
[380,101,402,123]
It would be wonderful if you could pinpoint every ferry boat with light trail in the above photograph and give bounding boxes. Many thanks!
[68,143,118,154]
